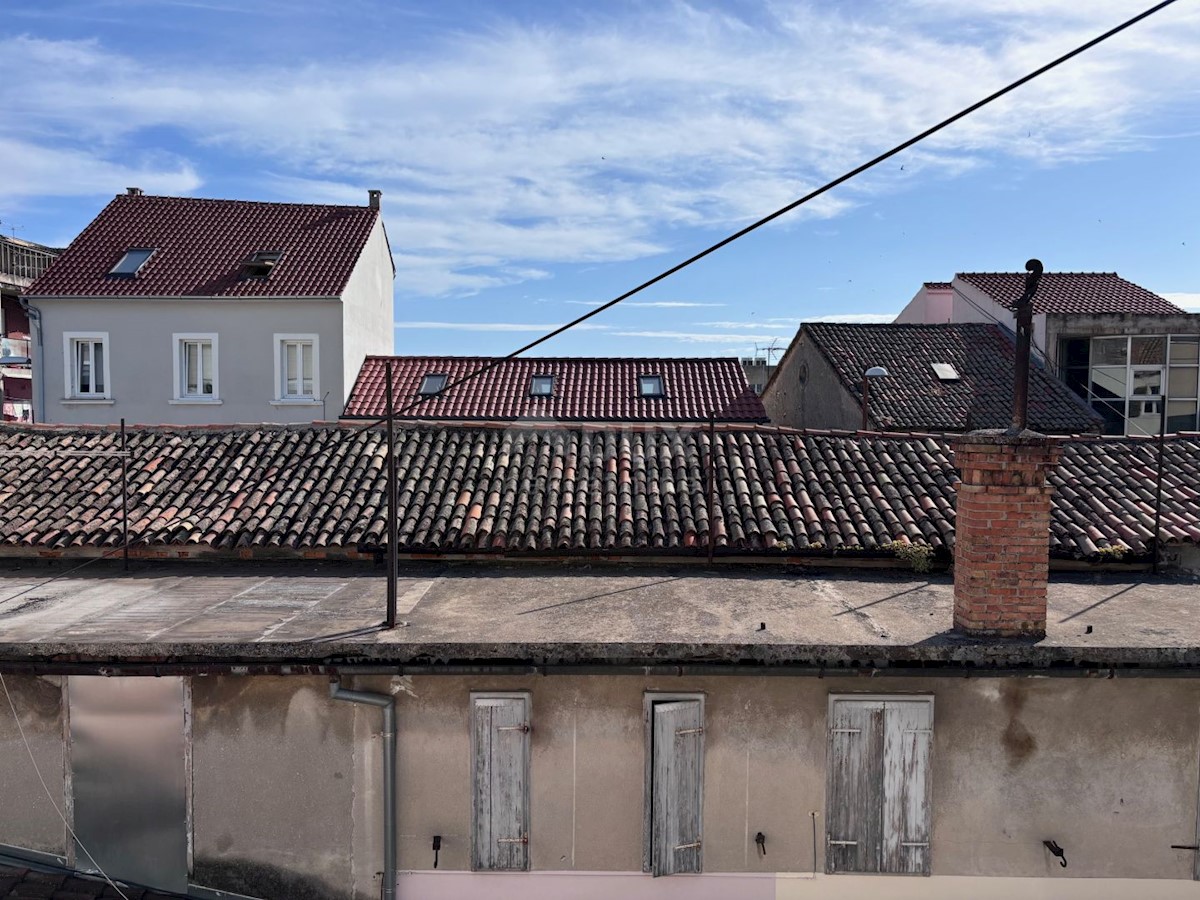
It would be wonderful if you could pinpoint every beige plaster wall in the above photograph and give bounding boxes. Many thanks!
[761,334,862,431]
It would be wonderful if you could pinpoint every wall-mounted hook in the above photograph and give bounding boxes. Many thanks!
[1043,839,1067,868]
[755,832,767,857]
[432,835,442,869]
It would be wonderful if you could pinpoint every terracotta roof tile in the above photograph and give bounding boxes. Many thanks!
[343,356,768,422]
[25,195,379,298]
[956,272,1184,316]
[805,323,1101,433]
[3,423,1197,561]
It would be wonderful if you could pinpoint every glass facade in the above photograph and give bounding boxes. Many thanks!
[1060,334,1200,435]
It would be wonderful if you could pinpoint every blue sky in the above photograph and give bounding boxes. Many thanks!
[3,0,1198,360]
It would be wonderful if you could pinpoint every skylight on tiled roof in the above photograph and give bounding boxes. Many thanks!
[241,250,283,278]
[419,374,448,396]
[530,374,554,397]
[108,248,155,277]
[931,363,961,381]
[639,374,665,397]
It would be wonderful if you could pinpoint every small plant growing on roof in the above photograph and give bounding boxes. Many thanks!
[1095,544,1128,562]
[885,539,935,574]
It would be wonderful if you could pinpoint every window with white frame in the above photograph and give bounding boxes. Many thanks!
[471,693,531,872]
[826,695,933,876]
[274,335,318,401]
[643,693,704,877]
[172,334,218,401]
[64,333,111,399]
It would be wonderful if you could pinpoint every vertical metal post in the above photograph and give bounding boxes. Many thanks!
[1011,258,1043,433]
[120,418,129,571]
[707,414,717,564]
[1153,397,1167,574]
[860,375,870,431]
[385,361,398,628]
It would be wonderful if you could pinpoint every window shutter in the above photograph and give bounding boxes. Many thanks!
[827,699,885,873]
[651,699,703,876]
[471,696,530,871]
[882,700,933,874]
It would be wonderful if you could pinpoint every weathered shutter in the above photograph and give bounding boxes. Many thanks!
[882,700,933,875]
[651,700,704,876]
[471,696,530,871]
[826,699,885,873]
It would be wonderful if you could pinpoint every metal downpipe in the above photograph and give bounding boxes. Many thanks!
[330,680,396,900]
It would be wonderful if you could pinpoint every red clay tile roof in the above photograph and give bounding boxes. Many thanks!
[956,272,1184,316]
[2,423,1197,560]
[343,356,768,422]
[805,323,1101,434]
[923,281,952,290]
[25,195,379,298]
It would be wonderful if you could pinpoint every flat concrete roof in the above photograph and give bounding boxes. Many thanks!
[1,563,1198,672]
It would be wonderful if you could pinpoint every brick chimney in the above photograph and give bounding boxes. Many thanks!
[953,430,1062,638]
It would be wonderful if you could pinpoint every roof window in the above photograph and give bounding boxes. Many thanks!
[419,373,448,396]
[638,374,665,398]
[530,374,554,397]
[241,250,284,279]
[931,363,961,381]
[108,248,156,277]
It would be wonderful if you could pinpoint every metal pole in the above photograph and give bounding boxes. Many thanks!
[1153,396,1167,574]
[120,418,129,571]
[860,375,870,431]
[385,361,398,628]
[1011,258,1043,433]
[707,413,717,564]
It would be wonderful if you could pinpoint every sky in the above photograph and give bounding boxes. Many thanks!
[2,0,1198,361]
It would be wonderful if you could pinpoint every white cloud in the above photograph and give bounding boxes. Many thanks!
[395,321,611,332]
[3,0,1198,294]
[612,330,790,344]
[802,313,899,323]
[697,320,793,330]
[1160,292,1200,311]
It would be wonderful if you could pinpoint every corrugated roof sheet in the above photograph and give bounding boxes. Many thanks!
[956,272,1185,316]
[804,322,1101,433]
[343,356,769,422]
[25,194,379,298]
[2,423,1197,560]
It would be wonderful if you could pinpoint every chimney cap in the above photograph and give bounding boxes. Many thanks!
[125,187,144,196]
[368,189,382,210]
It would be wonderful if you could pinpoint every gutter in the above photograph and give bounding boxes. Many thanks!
[17,296,43,423]
[329,679,396,900]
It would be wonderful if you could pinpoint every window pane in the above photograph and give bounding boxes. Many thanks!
[77,342,91,393]
[93,342,104,393]
[1168,366,1199,399]
[1167,400,1198,433]
[1130,336,1166,365]
[639,375,663,396]
[202,343,213,394]
[301,343,314,395]
[1130,368,1162,397]
[1169,336,1199,364]
[1062,338,1090,370]
[1127,400,1161,437]
[1091,337,1127,366]
[1089,367,1126,401]
[184,343,199,394]
[1091,400,1125,435]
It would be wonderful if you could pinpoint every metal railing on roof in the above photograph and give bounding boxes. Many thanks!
[0,236,58,284]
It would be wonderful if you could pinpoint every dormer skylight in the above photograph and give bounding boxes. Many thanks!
[419,373,448,396]
[108,248,156,277]
[530,374,554,397]
[931,363,961,382]
[638,374,665,397]
[241,250,284,279]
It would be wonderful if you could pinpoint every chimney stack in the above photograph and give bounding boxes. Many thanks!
[368,189,382,210]
[952,430,1061,637]
[126,187,143,196]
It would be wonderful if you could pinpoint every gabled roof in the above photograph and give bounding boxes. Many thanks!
[956,271,1184,316]
[804,322,1102,434]
[25,194,380,299]
[343,356,769,422]
[2,422,1197,561]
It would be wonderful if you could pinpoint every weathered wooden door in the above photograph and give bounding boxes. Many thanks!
[826,697,932,875]
[471,695,530,871]
[651,699,704,876]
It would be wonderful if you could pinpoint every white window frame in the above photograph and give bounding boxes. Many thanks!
[170,333,220,404]
[826,693,934,876]
[63,332,112,401]
[642,692,705,876]
[272,334,320,403]
[470,691,532,872]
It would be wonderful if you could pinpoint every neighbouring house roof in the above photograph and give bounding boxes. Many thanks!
[24,194,380,299]
[0,864,177,900]
[956,271,1185,316]
[923,281,953,290]
[1,423,1197,561]
[342,356,769,422]
[803,322,1102,433]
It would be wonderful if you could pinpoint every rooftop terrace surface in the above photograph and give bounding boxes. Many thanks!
[0,564,1197,671]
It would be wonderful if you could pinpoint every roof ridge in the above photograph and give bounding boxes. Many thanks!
[114,194,374,212]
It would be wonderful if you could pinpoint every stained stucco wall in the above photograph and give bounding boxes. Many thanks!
[0,674,65,855]
[761,332,862,430]
[338,217,394,408]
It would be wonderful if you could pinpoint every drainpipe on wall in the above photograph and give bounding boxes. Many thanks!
[17,296,43,423]
[330,680,396,900]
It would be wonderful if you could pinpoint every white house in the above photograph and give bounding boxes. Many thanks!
[22,189,394,425]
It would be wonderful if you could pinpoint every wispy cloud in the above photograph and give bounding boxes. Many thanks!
[697,320,792,330]
[395,321,610,332]
[1161,292,1200,311]
[612,330,789,344]
[802,313,898,323]
[564,300,727,308]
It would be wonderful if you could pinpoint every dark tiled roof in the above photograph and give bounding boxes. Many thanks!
[957,272,1184,316]
[923,281,952,290]
[343,356,768,422]
[804,323,1101,434]
[2,423,1198,560]
[26,195,379,298]
[0,863,177,899]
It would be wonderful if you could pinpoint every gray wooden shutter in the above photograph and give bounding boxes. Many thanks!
[471,696,530,871]
[651,699,703,876]
[882,700,933,875]
[826,699,885,874]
